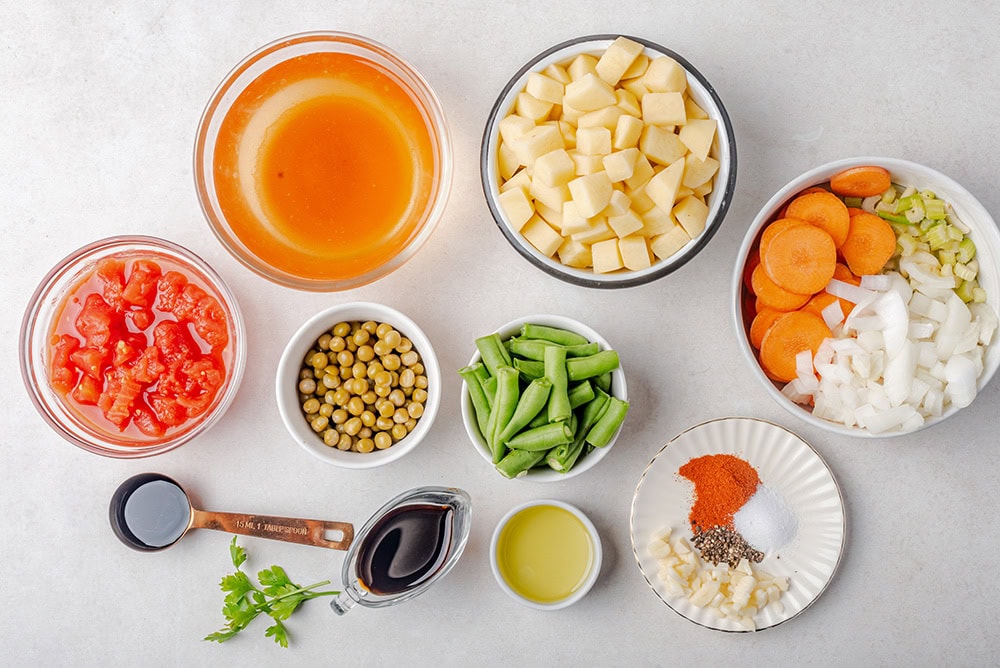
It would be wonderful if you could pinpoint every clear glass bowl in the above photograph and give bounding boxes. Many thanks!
[20,235,247,458]
[194,31,453,291]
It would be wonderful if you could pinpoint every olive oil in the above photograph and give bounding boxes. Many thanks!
[495,504,594,603]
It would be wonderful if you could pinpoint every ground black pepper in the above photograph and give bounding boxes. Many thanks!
[691,525,763,566]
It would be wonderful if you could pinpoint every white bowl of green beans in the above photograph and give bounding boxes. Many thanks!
[460,314,629,482]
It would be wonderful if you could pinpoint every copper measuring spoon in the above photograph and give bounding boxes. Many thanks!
[109,473,353,552]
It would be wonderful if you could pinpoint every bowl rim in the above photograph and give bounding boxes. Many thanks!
[275,301,440,468]
[489,498,603,610]
[732,156,1000,437]
[480,33,738,289]
[459,313,627,481]
[19,234,247,458]
[193,30,454,292]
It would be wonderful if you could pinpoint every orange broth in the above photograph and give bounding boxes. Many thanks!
[213,52,435,281]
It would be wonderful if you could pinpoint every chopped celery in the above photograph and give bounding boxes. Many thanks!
[936,250,956,267]
[880,187,898,204]
[956,279,977,303]
[844,196,863,208]
[973,287,987,303]
[957,237,977,263]
[924,223,951,250]
[897,233,920,256]
[924,198,947,220]
[954,263,977,282]
[900,185,917,198]
[919,189,937,199]
[877,210,909,225]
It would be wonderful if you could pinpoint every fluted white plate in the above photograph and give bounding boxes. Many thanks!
[630,417,846,632]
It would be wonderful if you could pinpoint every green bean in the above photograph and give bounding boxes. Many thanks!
[513,357,544,381]
[458,365,491,439]
[594,371,612,394]
[520,323,590,346]
[566,350,620,381]
[496,448,547,479]
[475,333,512,377]
[496,377,552,445]
[544,345,570,423]
[508,338,601,361]
[505,421,574,451]
[577,388,611,438]
[481,376,497,406]
[488,366,520,463]
[567,381,595,410]
[546,439,586,473]
[585,396,629,447]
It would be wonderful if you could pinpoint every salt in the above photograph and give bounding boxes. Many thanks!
[733,485,797,553]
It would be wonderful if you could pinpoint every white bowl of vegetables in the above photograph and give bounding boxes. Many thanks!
[460,314,628,480]
[734,157,1000,437]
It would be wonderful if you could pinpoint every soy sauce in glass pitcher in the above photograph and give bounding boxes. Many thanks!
[356,503,454,595]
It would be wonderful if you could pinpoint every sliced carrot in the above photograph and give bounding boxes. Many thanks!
[751,264,810,311]
[743,248,760,294]
[749,308,782,349]
[833,262,858,283]
[800,186,829,196]
[840,210,897,276]
[829,165,892,198]
[759,217,807,260]
[847,207,864,218]
[759,310,833,382]
[802,292,843,324]
[760,224,837,295]
[785,191,850,248]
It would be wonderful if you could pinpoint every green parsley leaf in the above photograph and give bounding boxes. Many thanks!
[258,565,292,589]
[230,536,247,569]
[264,620,289,648]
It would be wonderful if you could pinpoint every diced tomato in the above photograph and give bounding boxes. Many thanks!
[121,259,161,307]
[153,320,199,366]
[75,293,117,348]
[192,295,229,351]
[99,366,142,430]
[71,375,102,405]
[148,392,187,426]
[131,400,166,437]
[112,332,146,368]
[70,346,109,380]
[125,307,154,330]
[156,271,188,313]
[172,282,208,321]
[49,333,81,394]
[96,258,127,311]
[131,346,166,384]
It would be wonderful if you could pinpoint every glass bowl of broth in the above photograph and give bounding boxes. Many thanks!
[194,32,453,291]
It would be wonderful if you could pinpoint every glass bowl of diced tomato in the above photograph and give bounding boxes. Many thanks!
[20,236,246,457]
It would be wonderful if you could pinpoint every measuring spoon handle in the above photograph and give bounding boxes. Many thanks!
[190,509,354,549]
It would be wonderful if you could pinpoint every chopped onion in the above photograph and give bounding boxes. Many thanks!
[821,301,844,329]
[944,355,977,408]
[860,274,892,291]
[826,279,878,305]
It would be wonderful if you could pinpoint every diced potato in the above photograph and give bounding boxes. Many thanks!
[676,185,694,201]
[566,53,598,81]
[621,78,648,100]
[627,181,656,213]
[639,125,687,166]
[645,160,685,211]
[525,72,564,105]
[602,147,640,182]
[570,217,616,245]
[564,73,617,112]
[569,150,605,176]
[693,180,713,198]
[557,120,577,149]
[650,224,690,260]
[641,91,686,126]
[624,154,655,189]
[557,237,592,268]
[543,63,571,85]
[615,88,641,118]
[613,114,644,150]
[643,56,687,93]
[601,189,631,217]
[577,105,625,131]
[497,188,534,232]
[678,118,717,162]
[591,238,623,273]
[672,194,709,237]
[640,205,676,237]
[560,100,585,125]
[529,178,570,213]
[608,209,644,238]
[684,94,709,120]
[618,235,652,270]
[682,154,720,189]
[595,36,645,85]
[560,200,591,236]
[499,167,531,194]
[516,92,553,122]
[568,171,614,217]
[498,142,520,181]
[535,199,563,230]
[622,52,649,80]
[509,124,564,167]
[575,126,612,156]
[521,216,564,257]
[533,148,575,187]
[499,114,536,145]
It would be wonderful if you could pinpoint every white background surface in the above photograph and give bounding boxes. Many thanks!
[3,1,999,665]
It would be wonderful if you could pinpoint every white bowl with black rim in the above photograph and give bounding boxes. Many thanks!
[481,34,737,289]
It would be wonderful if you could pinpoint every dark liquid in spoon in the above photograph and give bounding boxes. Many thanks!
[122,480,190,548]
[356,503,454,596]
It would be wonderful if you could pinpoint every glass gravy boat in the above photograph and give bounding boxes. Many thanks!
[330,486,472,614]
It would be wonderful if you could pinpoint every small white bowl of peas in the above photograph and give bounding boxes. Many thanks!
[276,302,441,469]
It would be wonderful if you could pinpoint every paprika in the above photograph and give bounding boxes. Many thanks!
[679,454,760,533]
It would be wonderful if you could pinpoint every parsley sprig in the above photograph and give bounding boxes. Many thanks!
[204,537,338,647]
